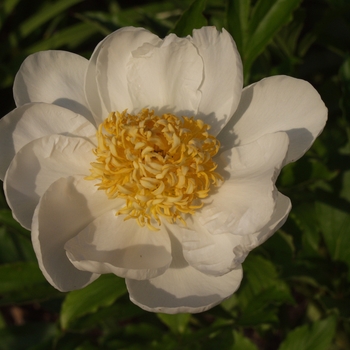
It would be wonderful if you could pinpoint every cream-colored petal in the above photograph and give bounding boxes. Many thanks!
[218,75,327,163]
[14,51,94,124]
[65,211,172,280]
[183,192,291,278]
[126,229,242,314]
[191,27,243,135]
[32,175,121,292]
[0,103,96,180]
[126,33,203,116]
[4,135,95,230]
[93,27,161,122]
[198,132,289,236]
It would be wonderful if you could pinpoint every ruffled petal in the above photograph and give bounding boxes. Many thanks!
[0,103,96,180]
[126,33,203,116]
[218,75,327,163]
[229,192,292,266]
[198,132,289,236]
[182,192,290,277]
[13,51,94,124]
[93,27,161,123]
[126,229,242,313]
[31,175,121,291]
[65,211,172,280]
[191,27,243,135]
[4,135,95,230]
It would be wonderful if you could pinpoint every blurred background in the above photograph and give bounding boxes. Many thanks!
[0,0,349,349]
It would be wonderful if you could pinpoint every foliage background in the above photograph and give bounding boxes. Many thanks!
[0,0,349,349]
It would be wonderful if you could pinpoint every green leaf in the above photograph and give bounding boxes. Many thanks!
[18,0,83,38]
[226,0,251,54]
[316,201,350,278]
[25,22,100,54]
[157,313,191,334]
[0,261,61,305]
[171,0,207,37]
[245,0,301,76]
[278,316,337,350]
[60,274,127,330]
[232,330,258,350]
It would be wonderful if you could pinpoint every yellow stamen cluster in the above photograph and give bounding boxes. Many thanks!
[86,109,222,230]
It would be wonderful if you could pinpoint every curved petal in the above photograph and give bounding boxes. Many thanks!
[126,229,242,313]
[13,51,95,124]
[4,135,95,229]
[31,175,121,292]
[183,192,291,277]
[230,192,292,266]
[0,103,96,180]
[181,221,236,276]
[218,75,327,163]
[191,27,243,135]
[65,211,172,280]
[93,27,161,123]
[126,33,203,116]
[198,132,289,236]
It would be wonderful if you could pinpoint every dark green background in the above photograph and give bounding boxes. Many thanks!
[0,0,349,349]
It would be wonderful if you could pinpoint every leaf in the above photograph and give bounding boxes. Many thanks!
[171,0,207,37]
[60,274,127,330]
[18,0,83,38]
[25,22,100,54]
[0,261,61,305]
[278,316,337,350]
[232,330,258,350]
[242,0,302,77]
[226,0,251,54]
[316,201,350,278]
[157,313,191,334]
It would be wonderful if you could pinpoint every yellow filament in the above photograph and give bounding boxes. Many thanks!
[86,109,222,230]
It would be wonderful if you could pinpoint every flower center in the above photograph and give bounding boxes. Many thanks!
[86,109,222,230]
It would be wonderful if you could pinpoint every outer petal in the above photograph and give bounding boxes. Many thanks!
[198,132,289,236]
[65,211,172,280]
[126,33,203,116]
[218,75,327,163]
[92,27,161,124]
[0,103,96,180]
[32,175,121,291]
[182,192,291,276]
[191,27,243,135]
[126,229,242,314]
[4,135,95,230]
[13,51,95,124]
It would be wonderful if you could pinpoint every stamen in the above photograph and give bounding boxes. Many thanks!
[86,109,222,230]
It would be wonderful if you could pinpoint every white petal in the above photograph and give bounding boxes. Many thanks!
[126,33,203,115]
[198,132,289,236]
[229,192,292,266]
[218,75,327,163]
[0,103,96,180]
[32,175,121,292]
[191,27,243,135]
[65,211,172,280]
[4,135,95,230]
[181,221,235,276]
[14,51,94,124]
[182,192,291,277]
[126,230,242,314]
[93,27,161,123]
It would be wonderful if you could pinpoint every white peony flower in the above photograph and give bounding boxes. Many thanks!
[0,27,327,314]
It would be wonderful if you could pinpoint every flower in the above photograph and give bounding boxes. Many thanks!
[0,26,327,314]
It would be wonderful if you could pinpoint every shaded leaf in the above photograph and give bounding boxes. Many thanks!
[60,274,127,330]
[171,0,207,37]
[279,316,337,350]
